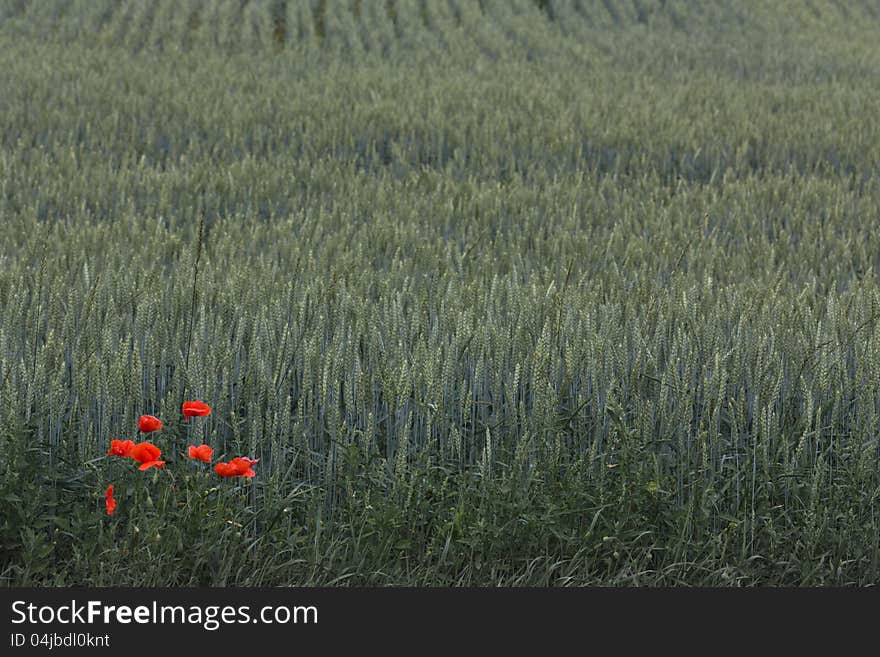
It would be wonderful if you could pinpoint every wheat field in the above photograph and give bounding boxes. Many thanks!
[2,0,880,585]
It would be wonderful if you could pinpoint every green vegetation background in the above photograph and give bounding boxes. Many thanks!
[2,0,880,585]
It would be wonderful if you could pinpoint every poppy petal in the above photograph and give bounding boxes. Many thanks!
[107,439,135,457]
[188,444,214,463]
[182,400,211,421]
[104,485,117,515]
[131,442,162,464]
[138,415,163,433]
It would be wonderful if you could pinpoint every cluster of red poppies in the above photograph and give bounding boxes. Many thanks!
[107,437,165,470]
[103,400,259,516]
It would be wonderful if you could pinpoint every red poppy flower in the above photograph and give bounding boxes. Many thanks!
[138,415,163,433]
[105,485,117,516]
[214,456,259,478]
[182,400,211,422]
[107,439,135,458]
[187,444,214,463]
[130,442,165,471]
